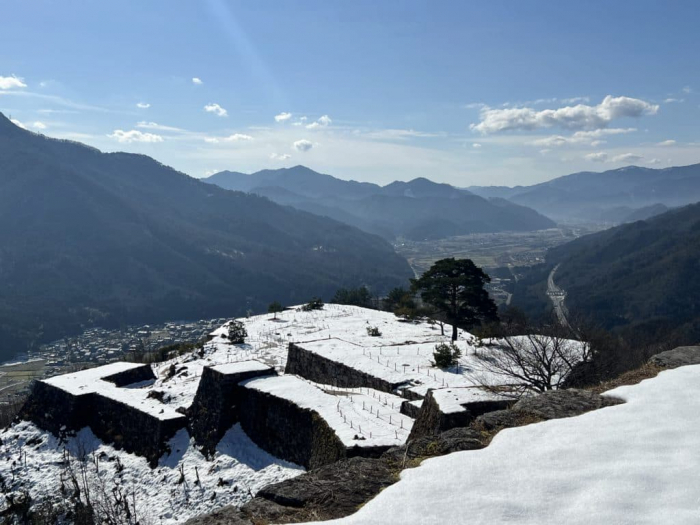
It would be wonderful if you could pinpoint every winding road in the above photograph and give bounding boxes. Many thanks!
[547,264,570,328]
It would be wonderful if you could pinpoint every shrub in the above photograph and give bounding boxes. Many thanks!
[302,297,324,311]
[432,342,462,368]
[228,320,247,344]
[366,326,382,337]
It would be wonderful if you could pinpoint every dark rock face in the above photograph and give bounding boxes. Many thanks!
[474,389,623,431]
[382,427,485,465]
[408,390,510,440]
[184,456,397,525]
[511,389,623,420]
[102,364,156,387]
[188,365,276,457]
[285,343,408,395]
[650,346,700,369]
[257,457,395,512]
[238,386,347,470]
[473,409,524,431]
[400,399,422,418]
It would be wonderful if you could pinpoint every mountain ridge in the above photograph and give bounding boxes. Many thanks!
[469,163,700,222]
[0,113,412,360]
[204,166,556,240]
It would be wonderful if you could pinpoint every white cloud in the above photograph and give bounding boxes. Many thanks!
[10,118,27,130]
[204,137,219,144]
[585,152,608,162]
[663,98,684,104]
[531,128,636,148]
[471,96,659,134]
[472,143,482,148]
[136,102,150,109]
[192,77,203,85]
[648,158,662,165]
[611,153,643,163]
[204,103,227,117]
[136,121,183,132]
[293,139,314,152]
[656,139,676,146]
[31,121,47,130]
[682,86,692,94]
[204,169,220,176]
[270,153,292,161]
[224,133,253,142]
[0,75,27,90]
[306,114,332,129]
[108,129,164,143]
[274,112,292,122]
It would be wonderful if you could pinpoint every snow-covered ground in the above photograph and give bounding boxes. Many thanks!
[0,421,303,524]
[310,365,700,525]
[3,304,587,522]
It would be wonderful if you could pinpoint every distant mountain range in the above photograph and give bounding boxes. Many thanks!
[512,202,700,347]
[204,167,556,241]
[469,164,700,223]
[0,114,412,361]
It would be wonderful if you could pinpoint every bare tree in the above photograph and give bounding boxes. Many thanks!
[474,327,591,398]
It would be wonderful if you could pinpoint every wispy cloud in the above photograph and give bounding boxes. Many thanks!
[108,129,164,143]
[611,153,643,163]
[136,102,151,109]
[531,128,636,148]
[656,139,676,146]
[0,75,27,90]
[136,121,183,132]
[363,128,445,141]
[472,96,658,134]
[270,152,291,160]
[585,151,644,163]
[204,103,227,117]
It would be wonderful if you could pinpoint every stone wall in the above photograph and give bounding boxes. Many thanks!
[238,386,347,469]
[102,364,156,387]
[285,343,410,396]
[21,365,186,465]
[188,364,276,457]
[409,390,510,440]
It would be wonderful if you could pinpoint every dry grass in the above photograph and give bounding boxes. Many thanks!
[587,362,664,395]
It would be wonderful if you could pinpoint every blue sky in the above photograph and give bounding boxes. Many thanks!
[1,0,699,186]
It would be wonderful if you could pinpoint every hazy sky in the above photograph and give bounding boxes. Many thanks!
[2,0,699,186]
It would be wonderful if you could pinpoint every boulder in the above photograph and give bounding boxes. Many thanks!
[650,346,700,369]
[511,389,623,420]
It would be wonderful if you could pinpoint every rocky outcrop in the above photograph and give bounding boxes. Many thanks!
[475,389,623,431]
[650,346,700,369]
[408,389,510,440]
[285,343,409,395]
[185,428,487,525]
[188,363,276,457]
[185,456,397,525]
